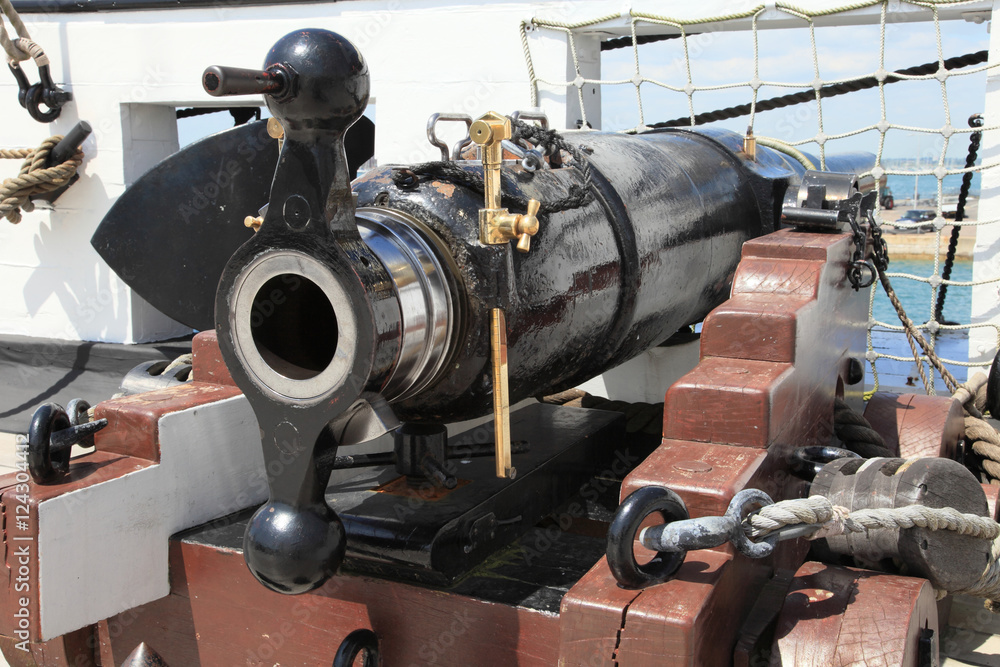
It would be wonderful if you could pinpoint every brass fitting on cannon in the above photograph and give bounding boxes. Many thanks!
[470,112,541,253]
[470,111,544,479]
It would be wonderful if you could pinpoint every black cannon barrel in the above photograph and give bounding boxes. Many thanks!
[346,128,875,421]
[211,28,877,596]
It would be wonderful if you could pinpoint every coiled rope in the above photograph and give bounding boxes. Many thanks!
[833,397,893,458]
[955,373,1000,485]
[0,135,83,224]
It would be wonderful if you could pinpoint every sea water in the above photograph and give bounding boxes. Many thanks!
[884,172,980,204]
[869,256,974,392]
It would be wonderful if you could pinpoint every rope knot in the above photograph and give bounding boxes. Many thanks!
[810,504,852,540]
[1,135,83,224]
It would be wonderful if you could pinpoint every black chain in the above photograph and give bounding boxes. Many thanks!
[846,191,881,290]
[869,199,889,274]
[934,113,983,324]
[391,118,594,215]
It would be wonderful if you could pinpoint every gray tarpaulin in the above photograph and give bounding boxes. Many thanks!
[0,333,192,432]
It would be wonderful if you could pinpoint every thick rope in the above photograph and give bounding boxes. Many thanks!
[0,135,83,224]
[949,373,1000,486]
[646,50,988,129]
[953,373,987,420]
[959,535,1000,611]
[162,353,193,375]
[747,494,1000,607]
[748,495,1000,541]
[833,397,893,458]
[0,0,32,64]
[0,0,49,72]
[878,267,960,393]
[968,417,1000,484]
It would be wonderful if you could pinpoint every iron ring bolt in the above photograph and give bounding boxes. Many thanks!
[606,485,690,589]
[333,629,380,667]
[637,489,779,560]
[66,398,99,449]
[27,400,108,484]
[788,446,861,482]
[607,487,787,589]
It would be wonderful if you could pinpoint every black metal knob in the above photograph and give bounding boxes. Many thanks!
[202,65,291,98]
[244,501,346,595]
[261,29,369,133]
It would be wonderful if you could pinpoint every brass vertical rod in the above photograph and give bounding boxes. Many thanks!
[491,307,513,478]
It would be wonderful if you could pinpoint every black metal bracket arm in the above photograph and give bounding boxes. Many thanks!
[209,29,401,595]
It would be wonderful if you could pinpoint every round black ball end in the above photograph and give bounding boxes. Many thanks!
[264,29,370,134]
[243,500,346,595]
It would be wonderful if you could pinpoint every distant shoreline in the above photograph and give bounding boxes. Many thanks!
[878,197,977,260]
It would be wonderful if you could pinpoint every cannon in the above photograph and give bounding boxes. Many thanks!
[201,29,878,595]
[14,27,969,667]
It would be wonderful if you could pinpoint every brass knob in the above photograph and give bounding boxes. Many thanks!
[267,117,285,140]
[515,199,540,253]
[244,215,263,232]
[470,119,493,145]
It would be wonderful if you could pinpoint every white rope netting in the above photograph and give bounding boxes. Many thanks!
[520,1,1000,396]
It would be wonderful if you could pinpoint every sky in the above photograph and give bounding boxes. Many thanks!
[177,15,993,164]
[598,17,992,161]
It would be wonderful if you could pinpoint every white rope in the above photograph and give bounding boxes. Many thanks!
[955,534,1000,608]
[746,494,1000,604]
[162,353,193,375]
[748,495,1000,542]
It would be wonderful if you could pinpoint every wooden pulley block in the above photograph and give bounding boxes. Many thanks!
[862,392,965,459]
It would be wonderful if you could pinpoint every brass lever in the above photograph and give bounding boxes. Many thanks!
[471,111,544,478]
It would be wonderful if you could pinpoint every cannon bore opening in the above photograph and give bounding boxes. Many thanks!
[250,274,338,381]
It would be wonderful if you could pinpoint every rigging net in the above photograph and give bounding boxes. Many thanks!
[520,0,1000,396]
